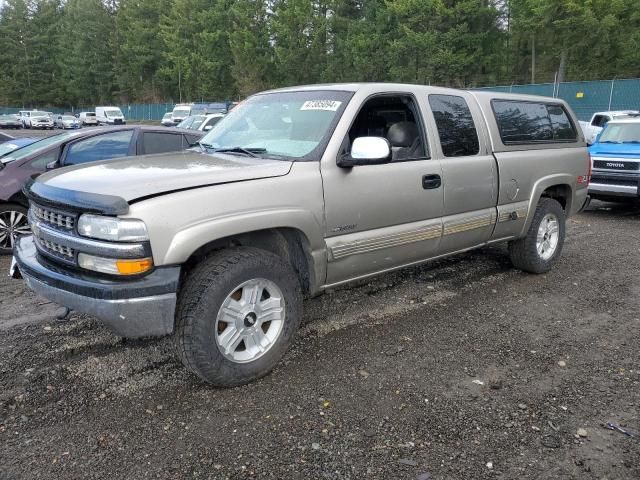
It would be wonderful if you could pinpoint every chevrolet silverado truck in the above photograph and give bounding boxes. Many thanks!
[14,84,590,386]
[588,116,640,203]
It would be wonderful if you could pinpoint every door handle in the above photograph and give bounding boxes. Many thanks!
[422,174,441,190]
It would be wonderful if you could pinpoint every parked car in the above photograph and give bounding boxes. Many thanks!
[28,111,54,130]
[579,110,639,145]
[13,83,590,386]
[95,106,126,125]
[588,116,640,203]
[79,112,98,126]
[0,137,38,158]
[0,126,202,253]
[18,111,33,128]
[0,114,23,129]
[54,115,81,129]
[176,115,205,130]
[177,113,225,132]
[200,113,225,131]
[171,103,193,124]
[161,112,175,127]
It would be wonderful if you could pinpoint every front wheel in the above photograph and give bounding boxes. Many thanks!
[0,204,30,255]
[174,247,302,386]
[508,198,565,274]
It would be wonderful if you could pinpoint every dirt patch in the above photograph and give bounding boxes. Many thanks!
[1,201,639,479]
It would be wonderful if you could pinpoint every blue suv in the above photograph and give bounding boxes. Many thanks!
[588,117,640,203]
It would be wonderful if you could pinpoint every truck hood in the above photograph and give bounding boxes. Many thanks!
[35,150,293,202]
[589,143,640,157]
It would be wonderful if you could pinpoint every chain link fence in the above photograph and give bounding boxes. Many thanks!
[476,78,640,121]
[2,79,640,122]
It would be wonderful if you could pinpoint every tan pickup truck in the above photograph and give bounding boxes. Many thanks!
[14,83,590,386]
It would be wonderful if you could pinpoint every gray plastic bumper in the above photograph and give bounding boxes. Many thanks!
[14,235,179,338]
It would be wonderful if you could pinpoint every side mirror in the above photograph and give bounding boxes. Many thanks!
[204,125,213,131]
[337,137,391,168]
[46,161,58,170]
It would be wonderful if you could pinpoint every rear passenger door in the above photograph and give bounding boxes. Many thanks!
[427,94,497,254]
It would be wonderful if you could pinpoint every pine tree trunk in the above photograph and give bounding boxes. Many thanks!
[558,49,567,83]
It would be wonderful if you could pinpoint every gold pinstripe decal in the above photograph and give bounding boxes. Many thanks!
[329,209,500,261]
[330,224,442,260]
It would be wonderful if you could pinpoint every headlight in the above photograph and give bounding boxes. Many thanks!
[78,253,153,276]
[77,214,149,242]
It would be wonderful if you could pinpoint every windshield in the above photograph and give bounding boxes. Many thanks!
[106,109,122,117]
[199,90,352,159]
[173,108,190,116]
[0,115,17,120]
[1,131,76,163]
[32,111,48,117]
[0,141,28,158]
[163,113,172,119]
[84,113,95,117]
[599,123,640,143]
[62,116,75,120]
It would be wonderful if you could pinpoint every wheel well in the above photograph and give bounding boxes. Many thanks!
[7,192,29,209]
[182,228,315,296]
[541,184,571,212]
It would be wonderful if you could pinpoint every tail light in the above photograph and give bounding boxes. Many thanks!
[577,153,592,186]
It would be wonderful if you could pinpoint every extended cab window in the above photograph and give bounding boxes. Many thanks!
[64,130,134,165]
[547,105,576,140]
[492,100,576,144]
[428,94,479,157]
[347,95,427,161]
[143,132,188,154]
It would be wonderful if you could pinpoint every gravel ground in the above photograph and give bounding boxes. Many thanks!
[0,199,639,479]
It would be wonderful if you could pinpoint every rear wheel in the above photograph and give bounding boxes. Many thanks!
[0,204,30,255]
[174,247,303,386]
[508,198,565,274]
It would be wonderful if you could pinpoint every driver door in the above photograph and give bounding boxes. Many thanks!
[321,93,444,285]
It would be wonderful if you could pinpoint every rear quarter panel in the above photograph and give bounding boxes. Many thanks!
[469,92,589,238]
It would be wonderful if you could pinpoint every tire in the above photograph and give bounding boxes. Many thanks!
[0,203,30,255]
[174,247,303,386]
[508,198,565,274]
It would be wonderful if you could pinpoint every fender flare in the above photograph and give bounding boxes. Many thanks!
[520,174,574,236]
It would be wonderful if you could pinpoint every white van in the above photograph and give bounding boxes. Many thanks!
[95,106,126,125]
[79,111,98,126]
[171,104,192,124]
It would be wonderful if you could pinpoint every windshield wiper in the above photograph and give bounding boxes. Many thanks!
[622,140,640,144]
[599,140,620,144]
[197,141,214,152]
[212,147,267,158]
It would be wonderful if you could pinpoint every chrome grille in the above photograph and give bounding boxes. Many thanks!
[31,203,75,230]
[34,234,75,259]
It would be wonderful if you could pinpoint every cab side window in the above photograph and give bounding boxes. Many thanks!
[428,94,479,157]
[592,115,609,127]
[142,132,188,154]
[203,116,222,130]
[347,95,428,161]
[492,100,577,144]
[64,130,134,165]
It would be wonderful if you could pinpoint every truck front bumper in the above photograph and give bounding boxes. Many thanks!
[589,172,640,198]
[14,235,179,338]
